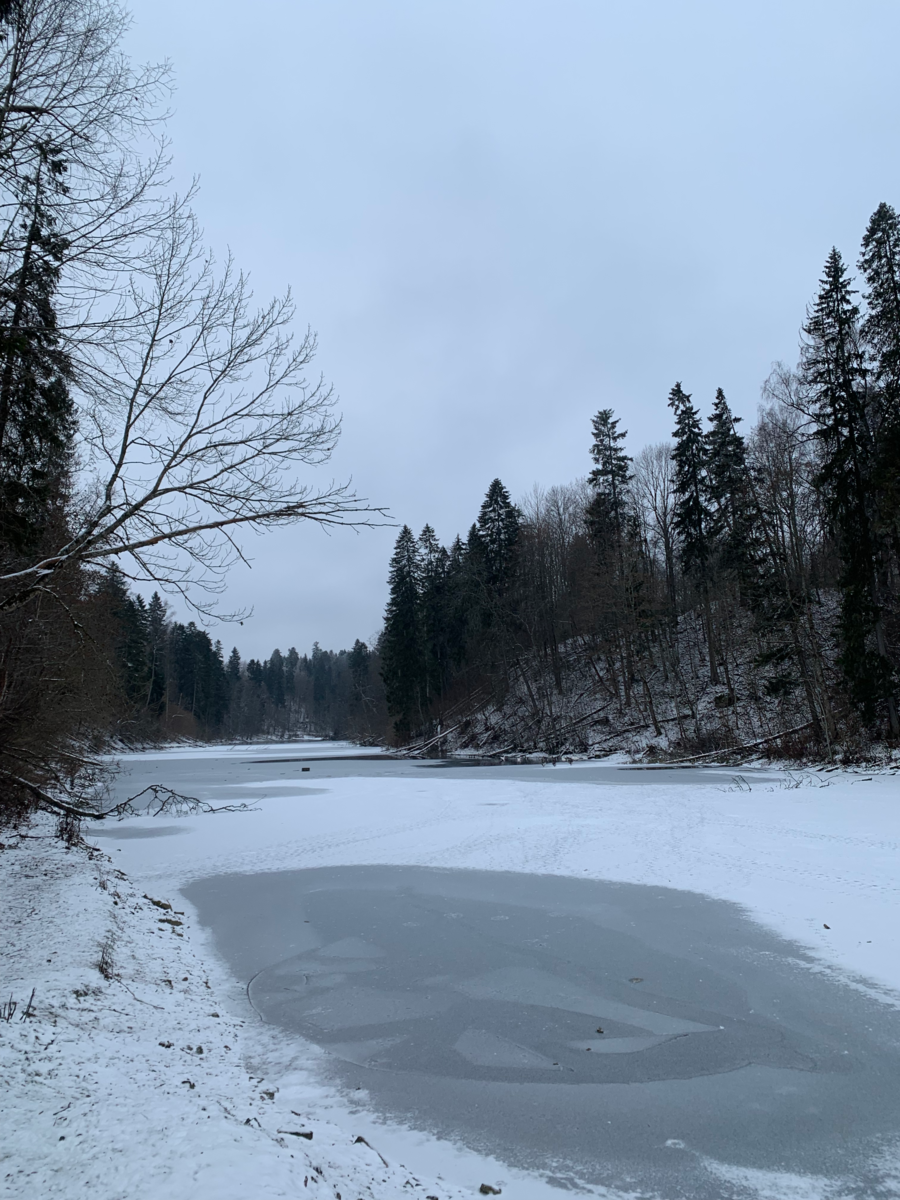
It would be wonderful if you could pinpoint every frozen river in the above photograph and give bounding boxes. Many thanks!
[92,741,900,1198]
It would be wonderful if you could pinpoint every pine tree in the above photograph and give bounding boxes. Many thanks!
[0,167,75,552]
[210,640,229,726]
[418,524,450,705]
[380,525,424,739]
[444,534,470,672]
[802,247,898,733]
[348,638,369,693]
[98,565,151,710]
[705,388,757,584]
[146,592,168,713]
[226,646,242,683]
[475,479,520,593]
[168,622,229,729]
[463,481,522,691]
[860,204,900,398]
[264,648,286,707]
[586,408,632,546]
[669,384,710,576]
[669,382,718,681]
[859,203,900,560]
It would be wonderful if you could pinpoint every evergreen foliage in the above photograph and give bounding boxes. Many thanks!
[802,248,898,732]
[586,408,632,547]
[859,204,900,568]
[704,388,757,582]
[380,526,425,737]
[668,383,711,577]
[0,187,74,551]
[474,479,520,592]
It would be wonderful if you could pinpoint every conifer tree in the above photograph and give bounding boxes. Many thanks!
[802,248,898,733]
[348,638,369,693]
[418,525,450,705]
[587,408,632,546]
[99,564,150,710]
[0,142,75,552]
[265,648,286,708]
[463,481,522,692]
[226,646,242,683]
[380,525,424,739]
[705,388,757,584]
[168,622,229,728]
[669,382,718,681]
[859,203,900,555]
[475,479,520,593]
[146,592,168,712]
[669,384,710,575]
[443,534,470,672]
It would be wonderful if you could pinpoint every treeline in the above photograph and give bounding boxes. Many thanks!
[102,567,387,741]
[376,205,900,756]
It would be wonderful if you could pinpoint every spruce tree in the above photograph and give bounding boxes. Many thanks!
[0,168,75,552]
[669,383,710,576]
[418,525,450,705]
[587,408,632,545]
[380,525,424,739]
[462,482,521,692]
[802,247,898,733]
[348,638,369,693]
[584,407,640,702]
[99,565,151,710]
[265,648,286,708]
[226,646,242,683]
[146,592,168,712]
[475,479,520,593]
[444,534,470,672]
[669,382,718,681]
[705,388,757,584]
[859,203,900,559]
[210,639,229,726]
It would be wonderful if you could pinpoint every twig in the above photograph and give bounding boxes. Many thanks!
[117,980,164,1010]
[353,1135,389,1166]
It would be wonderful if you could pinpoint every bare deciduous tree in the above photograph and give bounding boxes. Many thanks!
[2,206,379,611]
[0,0,380,613]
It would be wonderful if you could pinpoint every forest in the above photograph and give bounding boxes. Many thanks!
[97,564,386,743]
[373,213,900,759]
[106,201,900,762]
[2,0,899,832]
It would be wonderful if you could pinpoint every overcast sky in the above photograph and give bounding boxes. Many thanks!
[126,0,900,659]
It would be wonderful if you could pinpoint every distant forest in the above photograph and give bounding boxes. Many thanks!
[99,565,387,742]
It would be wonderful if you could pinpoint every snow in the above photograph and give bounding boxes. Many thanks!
[2,748,900,1200]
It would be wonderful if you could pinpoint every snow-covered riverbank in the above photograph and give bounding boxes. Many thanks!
[0,819,471,1200]
[3,748,900,1199]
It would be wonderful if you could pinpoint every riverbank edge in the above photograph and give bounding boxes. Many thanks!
[0,816,470,1200]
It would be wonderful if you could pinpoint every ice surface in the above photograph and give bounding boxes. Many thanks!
[5,740,900,1200]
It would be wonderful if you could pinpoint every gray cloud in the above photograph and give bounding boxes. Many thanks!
[126,0,900,656]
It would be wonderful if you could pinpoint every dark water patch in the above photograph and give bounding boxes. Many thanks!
[242,754,396,764]
[184,866,900,1198]
[85,824,190,839]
